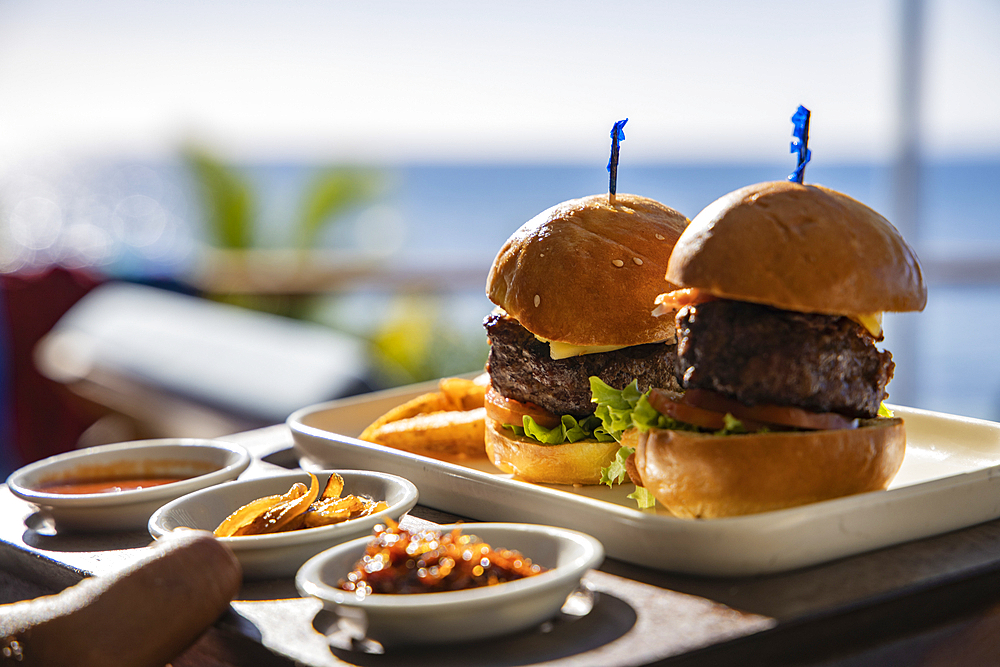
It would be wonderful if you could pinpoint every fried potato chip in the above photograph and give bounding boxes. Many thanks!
[213,491,291,537]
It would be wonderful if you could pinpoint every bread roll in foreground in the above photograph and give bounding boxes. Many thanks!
[0,530,241,667]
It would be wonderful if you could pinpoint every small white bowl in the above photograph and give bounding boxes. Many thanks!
[150,470,418,579]
[296,523,604,646]
[7,438,251,532]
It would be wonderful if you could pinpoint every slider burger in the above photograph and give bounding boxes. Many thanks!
[618,180,926,518]
[483,193,689,485]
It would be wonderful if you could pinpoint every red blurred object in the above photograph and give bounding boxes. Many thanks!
[1,267,104,470]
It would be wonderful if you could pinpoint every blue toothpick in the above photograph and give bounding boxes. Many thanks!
[608,118,628,200]
[788,105,811,184]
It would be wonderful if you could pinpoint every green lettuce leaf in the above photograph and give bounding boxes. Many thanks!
[510,414,615,445]
[627,486,657,510]
[590,377,693,437]
[600,445,634,486]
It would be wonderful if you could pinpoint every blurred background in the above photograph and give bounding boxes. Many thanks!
[1,0,998,476]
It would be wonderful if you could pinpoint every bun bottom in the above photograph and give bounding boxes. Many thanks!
[484,419,620,485]
[634,418,906,518]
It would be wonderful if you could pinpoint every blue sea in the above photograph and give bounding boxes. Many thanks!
[243,160,1000,254]
[5,159,1000,422]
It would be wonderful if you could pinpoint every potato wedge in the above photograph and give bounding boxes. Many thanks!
[439,376,488,411]
[362,407,486,459]
[359,375,489,460]
[359,392,449,442]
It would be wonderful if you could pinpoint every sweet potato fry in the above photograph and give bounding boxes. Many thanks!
[214,472,385,536]
[320,472,345,500]
[214,474,320,537]
[213,492,291,537]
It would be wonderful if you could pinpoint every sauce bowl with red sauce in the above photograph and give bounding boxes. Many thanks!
[6,438,251,532]
[296,522,604,647]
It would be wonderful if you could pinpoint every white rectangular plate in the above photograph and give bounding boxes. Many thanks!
[288,381,1000,576]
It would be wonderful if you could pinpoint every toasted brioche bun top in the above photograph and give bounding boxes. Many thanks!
[487,193,689,346]
[665,181,927,316]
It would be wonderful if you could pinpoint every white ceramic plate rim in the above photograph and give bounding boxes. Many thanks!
[296,523,604,610]
[148,470,419,552]
[6,439,251,508]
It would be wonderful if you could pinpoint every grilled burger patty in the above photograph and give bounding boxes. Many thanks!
[484,311,681,418]
[675,300,895,419]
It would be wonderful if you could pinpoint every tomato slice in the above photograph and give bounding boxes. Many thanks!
[682,388,858,431]
[485,388,562,430]
[652,288,717,315]
[647,388,772,432]
[647,388,729,430]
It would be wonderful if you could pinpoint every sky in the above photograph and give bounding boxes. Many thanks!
[0,0,999,170]
[0,0,999,420]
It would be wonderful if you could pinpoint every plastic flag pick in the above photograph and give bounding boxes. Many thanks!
[608,118,628,198]
[788,105,811,184]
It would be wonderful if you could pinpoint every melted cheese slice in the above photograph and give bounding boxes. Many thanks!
[541,339,628,360]
[851,312,883,338]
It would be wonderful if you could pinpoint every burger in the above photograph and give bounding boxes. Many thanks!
[483,193,690,485]
[610,180,927,518]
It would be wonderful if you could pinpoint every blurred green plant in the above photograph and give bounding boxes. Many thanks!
[184,148,256,249]
[183,145,381,319]
[183,146,489,389]
[183,146,380,251]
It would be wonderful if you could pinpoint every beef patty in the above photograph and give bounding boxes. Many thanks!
[484,312,681,418]
[675,300,895,419]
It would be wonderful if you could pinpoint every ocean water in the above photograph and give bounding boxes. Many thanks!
[381,161,1000,252]
[3,159,999,422]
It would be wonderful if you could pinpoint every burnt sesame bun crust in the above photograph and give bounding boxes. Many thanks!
[487,193,689,347]
[665,181,927,316]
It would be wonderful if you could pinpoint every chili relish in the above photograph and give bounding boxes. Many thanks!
[339,519,546,597]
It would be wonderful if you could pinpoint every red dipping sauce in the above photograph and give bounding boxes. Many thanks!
[39,477,189,495]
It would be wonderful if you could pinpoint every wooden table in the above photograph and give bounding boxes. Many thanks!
[5,424,1000,666]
